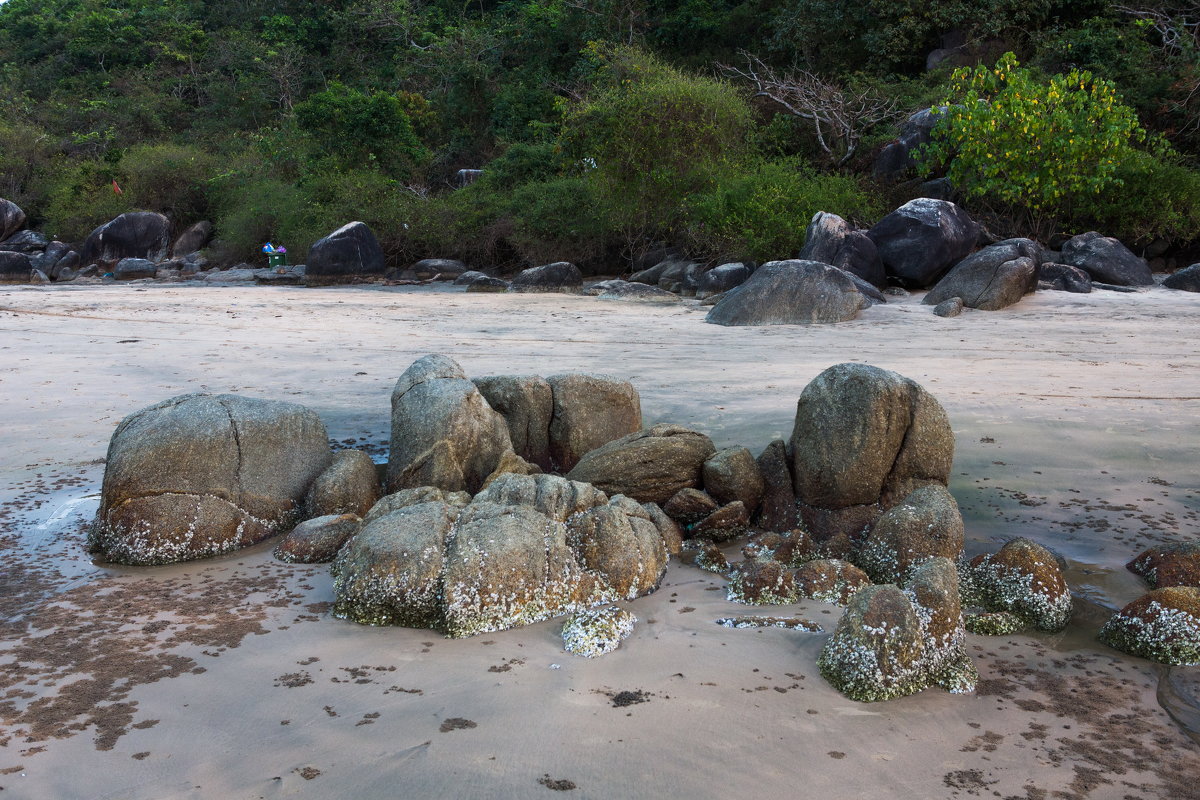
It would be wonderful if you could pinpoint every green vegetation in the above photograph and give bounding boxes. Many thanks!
[1,0,1198,265]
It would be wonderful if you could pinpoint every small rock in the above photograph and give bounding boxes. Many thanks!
[561,606,637,657]
[932,297,964,317]
[1099,587,1200,665]
[274,514,362,563]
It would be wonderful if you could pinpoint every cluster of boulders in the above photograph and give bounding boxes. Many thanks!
[0,204,222,285]
[86,355,1091,701]
[1099,542,1200,665]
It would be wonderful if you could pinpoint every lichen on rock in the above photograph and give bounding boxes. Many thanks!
[727,559,797,605]
[1127,541,1200,589]
[561,606,637,657]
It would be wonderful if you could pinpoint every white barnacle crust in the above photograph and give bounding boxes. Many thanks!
[1099,597,1200,665]
[561,606,637,657]
[965,550,1072,633]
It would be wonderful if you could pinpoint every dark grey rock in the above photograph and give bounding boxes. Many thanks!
[696,262,751,296]
[1163,264,1200,292]
[412,258,468,280]
[114,258,158,280]
[465,276,509,292]
[0,198,25,241]
[1059,231,1152,286]
[933,297,964,317]
[171,221,213,257]
[89,393,332,565]
[628,258,680,285]
[510,261,582,293]
[1039,262,1093,293]
[923,238,1041,310]
[50,250,81,280]
[306,221,386,284]
[0,251,33,283]
[454,270,489,286]
[867,199,980,288]
[798,212,887,288]
[705,260,867,327]
[872,107,947,182]
[0,229,47,254]
[596,281,682,303]
[82,212,171,266]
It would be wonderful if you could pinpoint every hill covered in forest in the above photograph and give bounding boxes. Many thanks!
[1,0,1198,269]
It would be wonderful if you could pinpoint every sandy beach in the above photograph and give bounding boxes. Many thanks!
[1,282,1198,799]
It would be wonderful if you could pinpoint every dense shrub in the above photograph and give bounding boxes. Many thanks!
[561,46,753,253]
[918,53,1144,215]
[684,159,884,262]
[294,83,429,179]
[1074,150,1200,243]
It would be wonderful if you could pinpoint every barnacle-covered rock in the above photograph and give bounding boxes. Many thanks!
[360,486,471,526]
[794,559,870,605]
[687,541,729,574]
[332,501,458,627]
[562,606,637,657]
[728,559,797,605]
[89,393,333,565]
[817,557,975,702]
[332,473,667,637]
[1127,541,1200,589]
[274,513,361,564]
[742,529,816,567]
[688,501,749,543]
[965,611,1027,636]
[857,484,964,584]
[1099,587,1200,665]
[965,538,1072,633]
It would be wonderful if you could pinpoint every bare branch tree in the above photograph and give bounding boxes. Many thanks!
[718,51,902,167]
[1115,4,1200,135]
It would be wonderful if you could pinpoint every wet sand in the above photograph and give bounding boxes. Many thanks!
[1,282,1198,799]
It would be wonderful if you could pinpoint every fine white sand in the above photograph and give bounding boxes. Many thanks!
[1,282,1198,799]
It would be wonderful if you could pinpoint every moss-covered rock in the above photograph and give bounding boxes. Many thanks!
[561,606,637,657]
[1127,541,1200,589]
[727,559,797,605]
[794,559,870,605]
[1099,587,1200,665]
[964,538,1072,633]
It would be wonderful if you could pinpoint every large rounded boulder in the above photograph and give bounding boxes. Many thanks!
[473,374,554,472]
[798,211,886,288]
[790,363,954,533]
[867,199,980,288]
[89,394,333,565]
[923,238,1041,310]
[305,221,386,285]
[81,211,171,267]
[387,354,513,495]
[509,261,583,293]
[0,198,25,242]
[705,260,868,327]
[0,251,32,284]
[1163,264,1200,293]
[1059,231,1152,287]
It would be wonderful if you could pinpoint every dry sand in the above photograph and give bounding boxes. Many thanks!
[0,282,1198,799]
